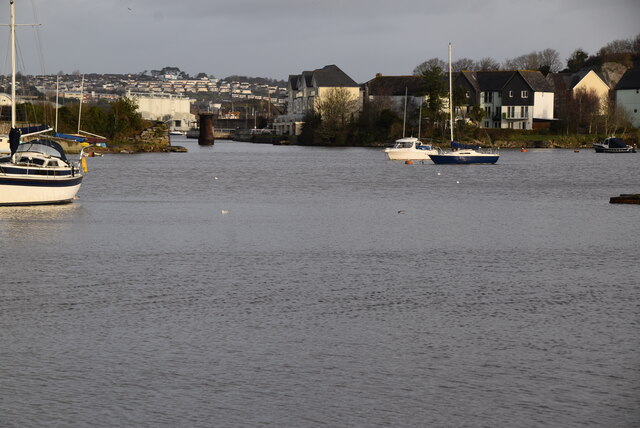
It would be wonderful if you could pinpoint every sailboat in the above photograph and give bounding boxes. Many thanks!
[430,43,499,165]
[0,0,88,206]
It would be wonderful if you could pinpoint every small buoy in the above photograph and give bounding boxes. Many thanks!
[405,160,413,165]
[437,172,441,176]
[456,181,460,184]
[214,176,219,180]
[221,210,229,214]
[574,150,580,153]
[521,148,527,152]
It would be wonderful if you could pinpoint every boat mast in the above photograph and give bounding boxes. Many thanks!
[55,75,59,132]
[448,43,454,142]
[402,87,407,138]
[10,0,16,128]
[77,74,84,134]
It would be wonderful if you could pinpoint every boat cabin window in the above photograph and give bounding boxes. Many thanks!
[17,156,46,166]
[395,140,414,148]
[47,160,60,167]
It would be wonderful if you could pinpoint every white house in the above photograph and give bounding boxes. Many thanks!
[615,68,640,127]
[127,91,195,132]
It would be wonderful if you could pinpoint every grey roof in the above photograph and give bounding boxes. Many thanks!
[288,75,299,90]
[475,71,514,91]
[516,71,554,92]
[311,65,359,88]
[365,75,423,96]
[615,68,640,90]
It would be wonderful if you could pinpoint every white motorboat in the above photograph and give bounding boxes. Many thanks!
[0,0,88,206]
[385,137,438,160]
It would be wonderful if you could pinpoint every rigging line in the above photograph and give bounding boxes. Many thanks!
[29,0,46,76]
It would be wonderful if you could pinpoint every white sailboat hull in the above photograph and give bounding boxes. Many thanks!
[0,175,82,206]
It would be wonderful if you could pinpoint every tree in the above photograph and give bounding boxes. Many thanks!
[452,58,476,72]
[314,87,359,144]
[566,49,589,72]
[413,58,446,76]
[477,57,500,71]
[418,63,448,139]
[538,48,562,73]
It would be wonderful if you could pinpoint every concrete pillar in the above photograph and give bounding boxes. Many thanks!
[198,112,215,145]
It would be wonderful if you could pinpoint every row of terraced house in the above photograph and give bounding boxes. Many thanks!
[274,64,640,135]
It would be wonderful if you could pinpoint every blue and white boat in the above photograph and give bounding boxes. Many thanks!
[430,141,499,164]
[430,43,499,165]
[0,0,88,206]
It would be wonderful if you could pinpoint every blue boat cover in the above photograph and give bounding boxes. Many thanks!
[606,138,627,148]
[451,140,480,150]
[52,132,87,142]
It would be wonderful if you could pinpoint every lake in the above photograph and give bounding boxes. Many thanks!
[1,138,638,427]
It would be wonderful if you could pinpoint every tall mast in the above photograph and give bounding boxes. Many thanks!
[77,74,84,134]
[10,0,16,128]
[55,75,59,132]
[402,87,407,138]
[448,43,454,142]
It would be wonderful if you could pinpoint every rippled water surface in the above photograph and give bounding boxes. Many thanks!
[1,139,639,427]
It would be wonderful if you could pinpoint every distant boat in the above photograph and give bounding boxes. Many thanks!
[0,1,89,206]
[385,137,437,160]
[169,130,185,136]
[430,43,499,165]
[593,137,636,153]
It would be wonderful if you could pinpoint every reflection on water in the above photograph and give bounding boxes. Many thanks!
[0,203,85,242]
[1,141,639,427]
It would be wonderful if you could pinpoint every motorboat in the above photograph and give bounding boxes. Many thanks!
[593,137,636,153]
[385,137,438,160]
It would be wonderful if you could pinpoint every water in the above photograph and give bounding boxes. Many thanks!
[1,139,639,427]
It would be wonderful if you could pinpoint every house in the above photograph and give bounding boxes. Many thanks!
[362,74,425,116]
[274,65,360,136]
[614,68,640,127]
[126,91,195,133]
[547,69,610,117]
[454,70,555,129]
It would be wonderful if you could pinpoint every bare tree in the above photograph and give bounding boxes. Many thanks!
[413,58,446,76]
[452,58,476,72]
[503,52,540,70]
[477,57,501,71]
[538,48,562,73]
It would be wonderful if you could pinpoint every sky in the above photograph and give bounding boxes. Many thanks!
[3,0,639,83]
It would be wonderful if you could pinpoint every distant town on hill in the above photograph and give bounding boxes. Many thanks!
[0,66,289,108]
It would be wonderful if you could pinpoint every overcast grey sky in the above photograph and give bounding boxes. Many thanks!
[4,0,640,82]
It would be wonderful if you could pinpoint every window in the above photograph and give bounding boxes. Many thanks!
[466,91,470,98]
[521,90,528,98]
[509,90,513,97]
[484,121,489,128]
